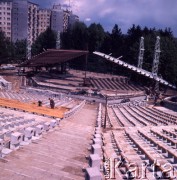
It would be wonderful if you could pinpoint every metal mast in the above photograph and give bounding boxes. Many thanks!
[56,31,61,49]
[138,37,145,68]
[152,36,161,93]
[152,36,160,75]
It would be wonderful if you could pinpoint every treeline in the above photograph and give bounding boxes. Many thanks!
[61,22,177,86]
[0,22,177,85]
[0,31,27,64]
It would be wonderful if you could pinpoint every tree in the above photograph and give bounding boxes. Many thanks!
[60,28,72,49]
[13,39,27,63]
[159,36,177,84]
[88,23,105,52]
[31,27,56,56]
[100,32,112,53]
[71,22,88,50]
[0,30,12,64]
[110,24,123,57]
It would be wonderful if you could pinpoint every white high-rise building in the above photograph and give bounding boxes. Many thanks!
[37,9,51,36]
[0,0,12,40]
[51,4,64,33]
[28,2,38,44]
[0,1,80,43]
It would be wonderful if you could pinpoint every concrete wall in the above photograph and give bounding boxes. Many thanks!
[162,96,177,112]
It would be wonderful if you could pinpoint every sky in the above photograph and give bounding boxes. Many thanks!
[33,0,177,36]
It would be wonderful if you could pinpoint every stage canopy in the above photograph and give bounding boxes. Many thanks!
[18,49,88,67]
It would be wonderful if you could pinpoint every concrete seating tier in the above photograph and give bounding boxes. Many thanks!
[0,90,73,109]
[137,106,177,125]
[104,130,157,179]
[0,110,59,158]
[0,103,97,180]
[90,77,144,91]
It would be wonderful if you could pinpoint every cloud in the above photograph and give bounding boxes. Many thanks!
[32,0,177,36]
[85,18,91,22]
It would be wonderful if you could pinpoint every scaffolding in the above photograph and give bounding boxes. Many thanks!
[152,36,161,75]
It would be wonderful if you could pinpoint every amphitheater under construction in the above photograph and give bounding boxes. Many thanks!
[0,48,177,180]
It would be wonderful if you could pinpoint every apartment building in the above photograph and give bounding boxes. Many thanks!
[51,5,79,33]
[51,4,64,33]
[0,1,79,43]
[0,0,12,39]
[11,0,28,42]
[68,12,79,28]
[37,8,51,36]
[28,2,38,44]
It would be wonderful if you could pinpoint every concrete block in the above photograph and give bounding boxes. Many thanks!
[4,130,12,138]
[4,123,10,129]
[0,132,5,140]
[89,154,101,169]
[24,127,35,140]
[91,144,102,156]
[11,132,23,145]
[44,122,50,131]
[35,124,44,136]
[55,119,60,125]
[95,127,101,131]
[0,138,4,151]
[85,167,102,180]
[93,138,102,145]
[50,120,57,128]
[94,134,102,139]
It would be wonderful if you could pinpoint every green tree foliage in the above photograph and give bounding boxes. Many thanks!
[13,39,27,63]
[31,27,56,56]
[61,22,88,50]
[60,28,72,49]
[159,36,177,84]
[88,23,105,52]
[100,32,112,53]
[0,30,12,64]
[71,22,88,50]
[110,24,124,57]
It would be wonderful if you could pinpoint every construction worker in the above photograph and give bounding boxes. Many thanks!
[49,98,55,109]
[38,100,42,107]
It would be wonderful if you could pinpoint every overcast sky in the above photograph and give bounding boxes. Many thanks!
[33,0,177,36]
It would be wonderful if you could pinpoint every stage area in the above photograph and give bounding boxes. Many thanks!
[0,98,68,118]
